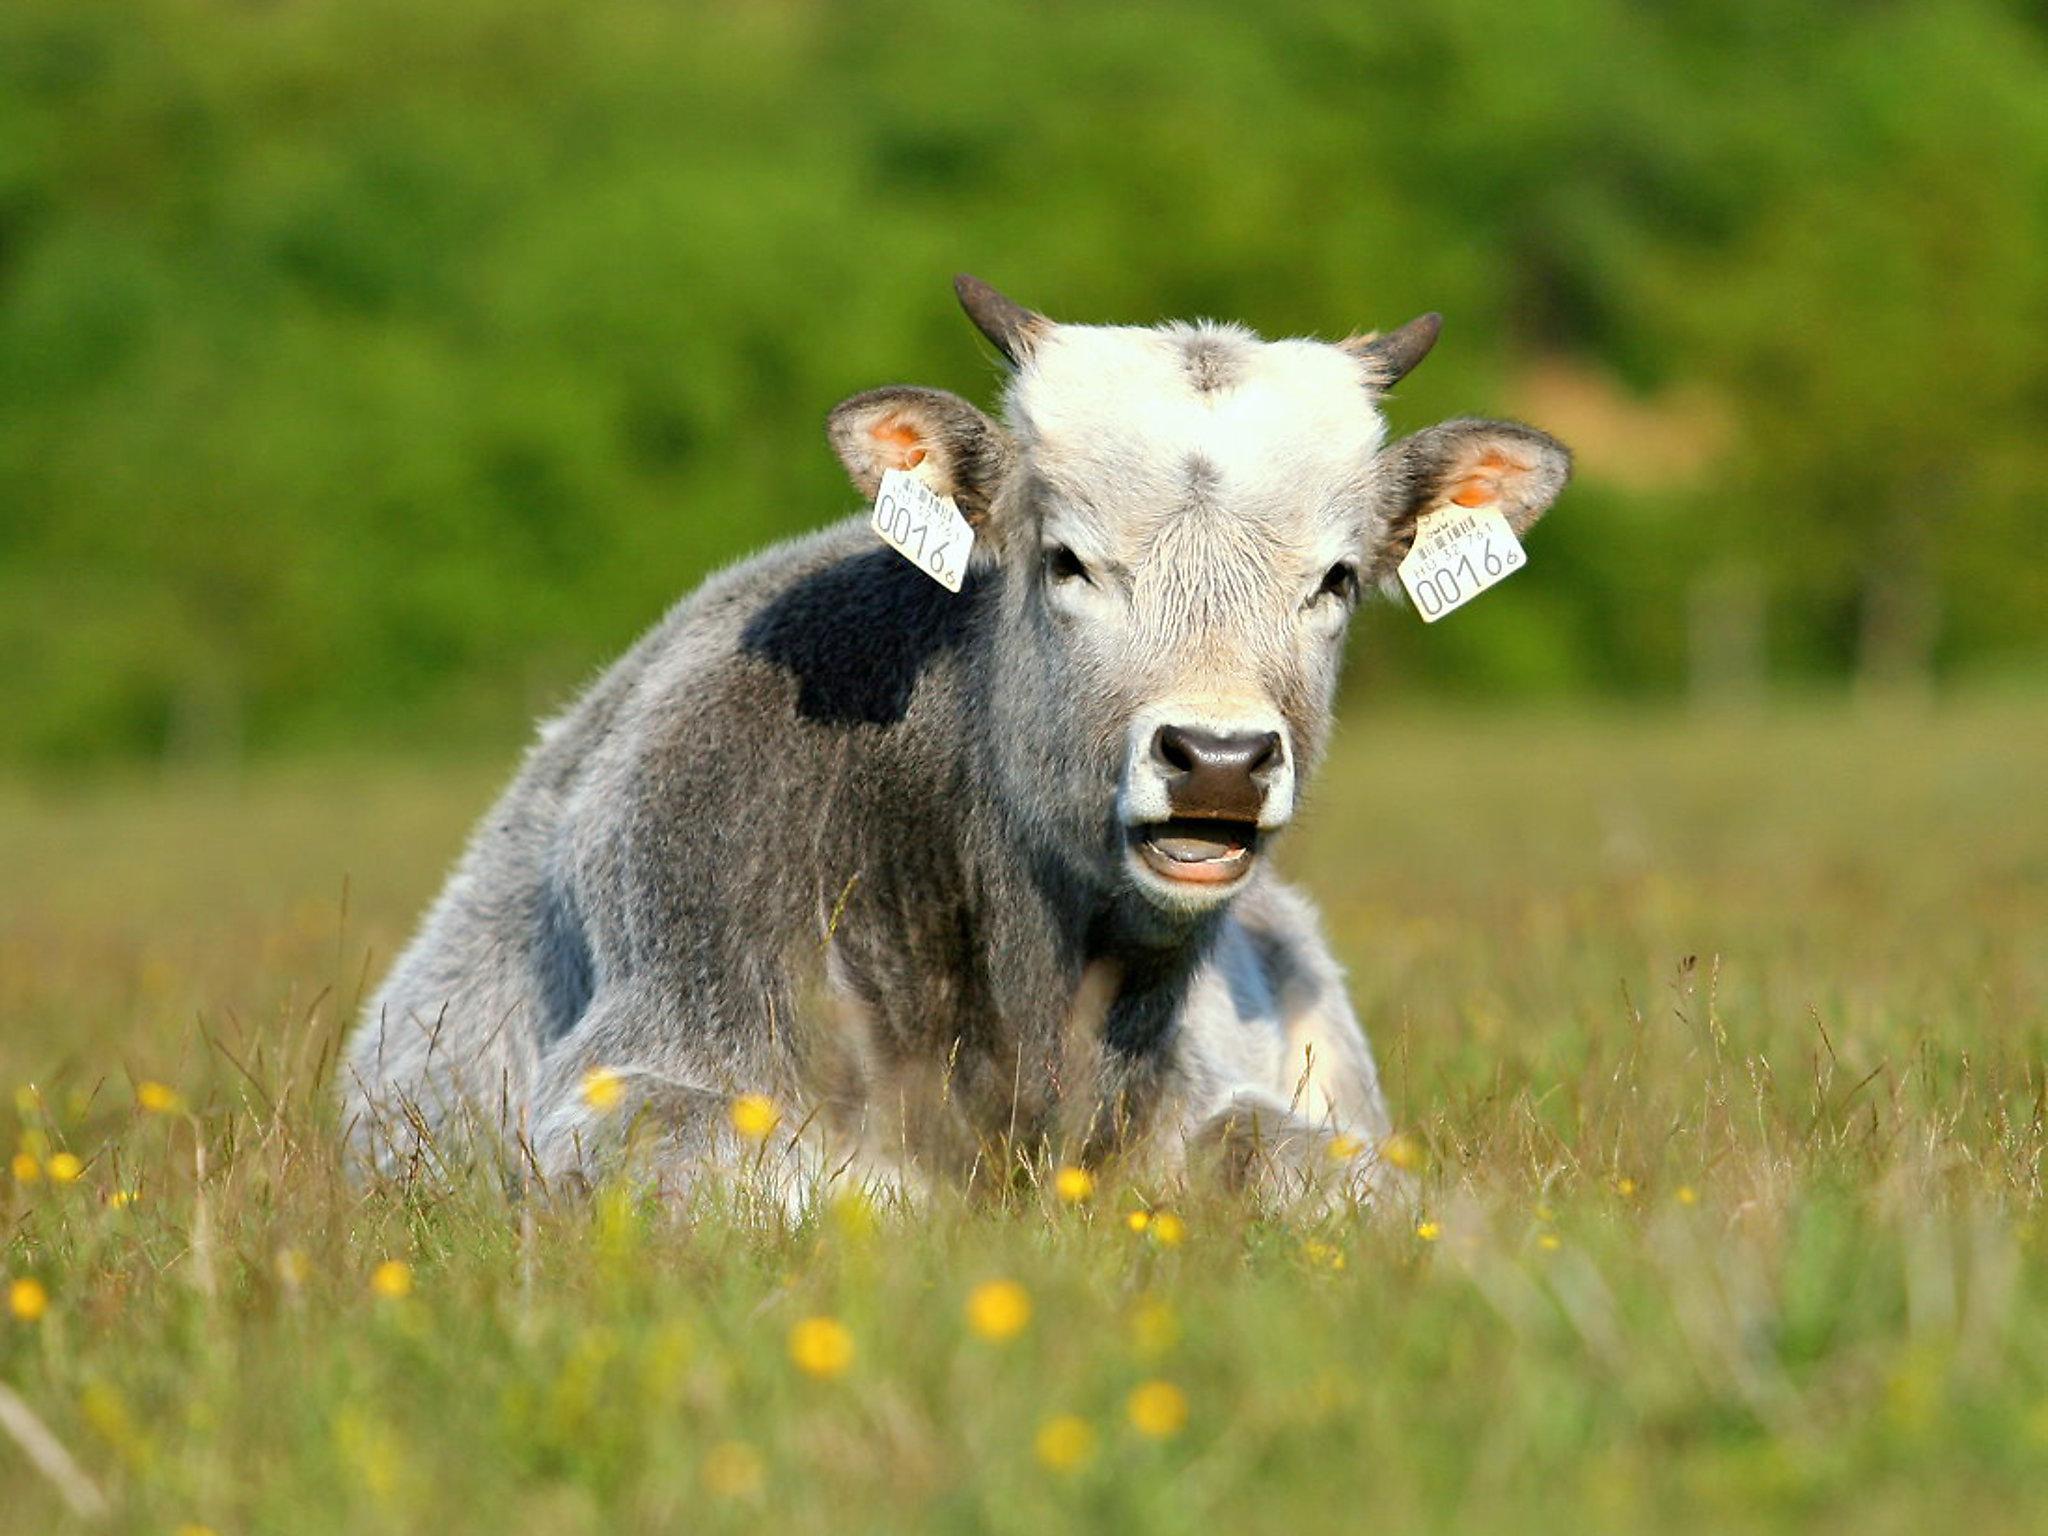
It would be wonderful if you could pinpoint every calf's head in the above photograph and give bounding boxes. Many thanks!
[828,277,1570,917]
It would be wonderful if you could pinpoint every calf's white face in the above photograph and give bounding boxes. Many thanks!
[1013,325,1381,907]
[828,278,1572,917]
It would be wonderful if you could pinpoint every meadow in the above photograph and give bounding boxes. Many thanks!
[2,694,2045,1534]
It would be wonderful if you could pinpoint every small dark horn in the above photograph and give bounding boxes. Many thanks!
[1341,312,1443,388]
[954,273,1052,367]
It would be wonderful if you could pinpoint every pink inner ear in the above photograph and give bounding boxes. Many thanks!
[870,417,927,471]
[1447,448,1528,508]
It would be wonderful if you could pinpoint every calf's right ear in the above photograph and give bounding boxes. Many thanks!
[827,386,1014,524]
[1371,417,1572,580]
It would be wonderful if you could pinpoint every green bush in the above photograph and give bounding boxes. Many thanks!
[2,0,2043,760]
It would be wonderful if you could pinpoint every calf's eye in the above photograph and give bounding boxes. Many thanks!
[1043,545,1091,585]
[1316,562,1360,606]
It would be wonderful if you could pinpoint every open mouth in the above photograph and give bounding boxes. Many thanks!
[1131,818,1261,887]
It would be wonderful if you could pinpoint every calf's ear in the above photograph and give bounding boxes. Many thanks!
[827,386,1014,524]
[1372,418,1572,578]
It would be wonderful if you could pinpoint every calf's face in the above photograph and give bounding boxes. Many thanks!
[829,278,1570,916]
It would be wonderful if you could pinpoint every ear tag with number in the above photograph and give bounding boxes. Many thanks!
[871,467,976,593]
[1398,503,1525,623]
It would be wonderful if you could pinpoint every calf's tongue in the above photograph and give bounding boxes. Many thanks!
[1150,825,1249,863]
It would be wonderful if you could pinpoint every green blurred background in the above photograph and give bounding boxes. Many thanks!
[3,0,2043,765]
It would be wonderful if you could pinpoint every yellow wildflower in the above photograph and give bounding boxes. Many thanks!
[46,1151,83,1183]
[9,1276,48,1322]
[580,1067,625,1113]
[700,1439,764,1498]
[729,1094,781,1142]
[1054,1165,1094,1204]
[1149,1212,1186,1248]
[1676,1185,1699,1206]
[369,1259,412,1300]
[135,1081,185,1114]
[1537,1232,1562,1253]
[965,1280,1032,1342]
[1325,1134,1363,1162]
[1535,1203,1555,1222]
[10,1151,38,1184]
[1303,1239,1347,1271]
[1416,1221,1442,1242]
[1127,1380,1188,1438]
[788,1315,854,1378]
[1380,1131,1426,1171]
[1615,1177,1638,1198]
[106,1188,138,1209]
[1034,1414,1096,1472]
[1124,1210,1151,1234]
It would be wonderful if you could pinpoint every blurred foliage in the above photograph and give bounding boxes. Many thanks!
[1,0,2044,761]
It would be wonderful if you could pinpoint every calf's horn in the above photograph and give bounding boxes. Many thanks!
[954,274,1052,367]
[1341,312,1442,388]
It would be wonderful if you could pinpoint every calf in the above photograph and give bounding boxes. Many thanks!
[343,276,1570,1205]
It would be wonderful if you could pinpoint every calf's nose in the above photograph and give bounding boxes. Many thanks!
[1151,725,1283,822]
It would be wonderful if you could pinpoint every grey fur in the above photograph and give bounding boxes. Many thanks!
[342,285,1572,1209]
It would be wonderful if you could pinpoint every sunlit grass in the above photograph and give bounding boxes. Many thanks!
[2,696,2045,1533]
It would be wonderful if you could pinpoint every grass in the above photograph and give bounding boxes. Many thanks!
[2,693,2045,1534]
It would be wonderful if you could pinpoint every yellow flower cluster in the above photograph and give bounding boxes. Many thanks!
[135,1080,185,1114]
[9,1276,48,1322]
[788,1315,854,1378]
[729,1094,780,1142]
[369,1259,412,1300]
[965,1280,1032,1342]
[1035,1414,1096,1471]
[1127,1380,1188,1438]
[1380,1131,1427,1171]
[580,1066,624,1113]
[1303,1239,1347,1271]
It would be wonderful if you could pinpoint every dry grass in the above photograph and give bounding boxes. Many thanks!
[3,694,2045,1534]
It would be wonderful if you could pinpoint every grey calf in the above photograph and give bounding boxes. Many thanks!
[343,277,1571,1206]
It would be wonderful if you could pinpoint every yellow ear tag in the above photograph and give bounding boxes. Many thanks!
[871,467,975,593]
[1398,504,1525,623]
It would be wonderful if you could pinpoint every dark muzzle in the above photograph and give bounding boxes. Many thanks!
[1151,724,1283,822]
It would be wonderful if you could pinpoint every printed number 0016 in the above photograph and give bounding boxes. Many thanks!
[1412,538,1519,616]
[876,493,950,576]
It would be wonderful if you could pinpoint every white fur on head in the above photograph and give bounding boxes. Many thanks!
[1005,323,1389,529]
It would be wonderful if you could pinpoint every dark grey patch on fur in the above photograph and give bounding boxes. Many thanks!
[1234,915,1304,1015]
[1092,911,1219,1058]
[739,547,986,727]
[1180,333,1240,395]
[534,877,596,1044]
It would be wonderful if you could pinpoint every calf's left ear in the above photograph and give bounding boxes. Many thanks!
[1372,418,1573,577]
[827,386,1014,524]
